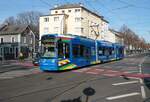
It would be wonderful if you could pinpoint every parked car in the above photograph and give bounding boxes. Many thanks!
[32,52,41,66]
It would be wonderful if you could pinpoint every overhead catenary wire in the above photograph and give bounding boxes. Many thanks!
[117,0,150,10]
[39,0,52,8]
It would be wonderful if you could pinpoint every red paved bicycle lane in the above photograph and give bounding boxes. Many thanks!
[72,68,150,78]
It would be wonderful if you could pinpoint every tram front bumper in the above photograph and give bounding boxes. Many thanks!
[39,59,58,71]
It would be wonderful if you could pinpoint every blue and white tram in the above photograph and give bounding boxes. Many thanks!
[39,34,124,71]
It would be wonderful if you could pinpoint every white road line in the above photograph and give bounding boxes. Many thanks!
[141,85,146,99]
[112,81,139,86]
[106,92,140,100]
[86,72,98,74]
[139,56,147,99]
[1,64,13,67]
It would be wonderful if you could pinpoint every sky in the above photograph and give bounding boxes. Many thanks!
[0,0,150,42]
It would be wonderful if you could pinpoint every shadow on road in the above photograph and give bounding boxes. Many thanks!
[61,97,82,102]
[143,77,150,90]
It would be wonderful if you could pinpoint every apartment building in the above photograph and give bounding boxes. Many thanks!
[39,4,109,40]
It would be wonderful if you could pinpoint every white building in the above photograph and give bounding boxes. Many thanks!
[109,29,124,44]
[39,4,109,40]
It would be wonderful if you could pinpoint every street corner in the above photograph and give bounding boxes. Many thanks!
[0,68,42,79]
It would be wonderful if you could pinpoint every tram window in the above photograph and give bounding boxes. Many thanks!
[84,47,91,58]
[119,48,123,54]
[98,47,103,55]
[58,42,63,58]
[104,47,109,56]
[43,47,55,58]
[91,47,95,56]
[58,42,70,58]
[109,48,112,55]
[65,43,70,58]
[73,45,79,57]
[72,44,86,57]
[80,45,84,57]
[112,48,115,54]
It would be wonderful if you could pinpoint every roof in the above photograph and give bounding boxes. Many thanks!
[40,14,68,17]
[51,4,109,23]
[109,29,123,38]
[0,24,30,35]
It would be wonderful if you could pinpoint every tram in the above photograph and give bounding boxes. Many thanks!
[39,34,124,71]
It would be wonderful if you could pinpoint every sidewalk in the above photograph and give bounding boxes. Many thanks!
[0,58,35,67]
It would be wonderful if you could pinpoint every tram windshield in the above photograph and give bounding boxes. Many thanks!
[43,46,56,58]
[41,36,57,58]
[41,36,70,59]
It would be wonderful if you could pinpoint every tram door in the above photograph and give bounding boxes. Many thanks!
[58,42,70,59]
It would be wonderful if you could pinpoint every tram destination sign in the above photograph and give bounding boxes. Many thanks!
[41,36,56,44]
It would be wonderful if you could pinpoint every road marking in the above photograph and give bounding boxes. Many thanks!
[85,71,98,74]
[106,92,140,100]
[1,64,13,67]
[0,76,13,79]
[126,71,139,73]
[112,81,139,86]
[139,56,147,99]
[140,78,146,99]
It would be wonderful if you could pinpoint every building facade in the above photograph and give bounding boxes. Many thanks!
[0,24,36,60]
[109,29,124,44]
[40,4,109,40]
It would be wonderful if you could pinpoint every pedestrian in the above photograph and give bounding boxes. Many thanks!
[19,52,24,61]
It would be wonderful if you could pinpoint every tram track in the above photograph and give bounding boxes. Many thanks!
[1,54,148,102]
[0,75,120,102]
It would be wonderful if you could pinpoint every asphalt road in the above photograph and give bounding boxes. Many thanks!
[0,53,150,102]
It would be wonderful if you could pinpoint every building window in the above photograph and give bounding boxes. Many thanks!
[68,10,71,12]
[0,38,3,43]
[44,27,49,33]
[75,17,83,22]
[30,38,33,44]
[81,28,84,33]
[54,17,59,21]
[23,37,26,43]
[55,11,58,13]
[44,17,49,22]
[75,9,80,12]
[0,47,2,55]
[11,37,15,43]
[54,27,59,33]
[62,10,65,13]
[75,27,84,33]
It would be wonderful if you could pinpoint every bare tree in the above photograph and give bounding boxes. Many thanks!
[2,11,42,33]
[120,24,147,54]
[16,11,42,33]
[4,16,16,25]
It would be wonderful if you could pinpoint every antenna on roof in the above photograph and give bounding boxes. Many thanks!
[79,2,83,7]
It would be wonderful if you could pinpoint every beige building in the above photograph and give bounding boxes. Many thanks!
[39,4,109,40]
[106,29,124,44]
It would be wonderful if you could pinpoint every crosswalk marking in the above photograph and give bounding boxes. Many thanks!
[72,68,150,78]
[106,92,141,100]
[112,81,139,86]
